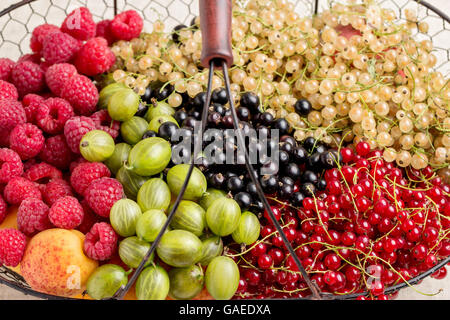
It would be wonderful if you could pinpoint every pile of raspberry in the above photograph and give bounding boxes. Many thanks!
[0,7,143,268]
[232,142,450,300]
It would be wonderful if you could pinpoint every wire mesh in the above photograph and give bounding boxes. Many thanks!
[0,0,449,300]
[1,0,449,75]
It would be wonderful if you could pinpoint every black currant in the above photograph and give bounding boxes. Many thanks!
[259,112,274,126]
[315,144,327,154]
[316,179,327,191]
[158,122,178,141]
[234,192,252,210]
[293,146,308,163]
[222,115,234,128]
[301,182,316,196]
[244,168,259,181]
[291,192,305,206]
[307,152,322,171]
[224,171,238,180]
[174,109,188,124]
[190,16,197,27]
[250,200,264,213]
[172,24,187,43]
[273,118,290,135]
[154,84,173,101]
[320,149,341,168]
[211,87,228,105]
[279,150,290,165]
[279,141,293,154]
[246,182,258,196]
[182,116,197,128]
[207,111,222,126]
[294,99,312,116]
[280,135,297,147]
[134,102,149,118]
[142,130,157,139]
[260,175,278,194]
[279,184,294,199]
[193,92,207,110]
[303,137,317,152]
[284,163,301,180]
[141,87,152,104]
[302,170,318,184]
[226,176,244,192]
[240,92,260,113]
[280,176,294,186]
[211,103,226,116]
[188,109,201,119]
[237,107,250,121]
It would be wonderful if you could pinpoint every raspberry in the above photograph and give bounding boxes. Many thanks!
[61,7,96,41]
[42,32,81,65]
[78,199,103,234]
[39,60,52,73]
[35,98,74,134]
[70,162,110,196]
[90,110,120,139]
[17,53,42,64]
[83,222,118,261]
[43,178,74,206]
[60,74,98,115]
[75,37,116,76]
[3,177,42,205]
[17,198,51,236]
[23,93,45,107]
[69,156,89,173]
[22,158,38,172]
[0,80,18,100]
[23,162,62,184]
[85,177,124,217]
[30,24,60,53]
[64,116,96,153]
[0,58,15,82]
[0,229,27,267]
[48,196,84,229]
[0,194,6,225]
[45,63,78,96]
[39,134,74,169]
[96,20,115,45]
[110,10,143,41]
[0,98,26,146]
[11,61,45,97]
[9,123,45,160]
[23,94,45,123]
[0,148,23,184]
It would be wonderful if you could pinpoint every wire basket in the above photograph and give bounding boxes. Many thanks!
[0,0,449,300]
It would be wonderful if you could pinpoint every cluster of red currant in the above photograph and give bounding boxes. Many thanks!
[230,141,450,300]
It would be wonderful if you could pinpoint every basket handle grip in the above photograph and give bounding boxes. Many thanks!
[199,0,233,68]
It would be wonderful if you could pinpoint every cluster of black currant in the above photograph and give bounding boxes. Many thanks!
[139,86,340,214]
[203,132,341,214]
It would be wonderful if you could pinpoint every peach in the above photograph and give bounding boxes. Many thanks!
[21,228,98,297]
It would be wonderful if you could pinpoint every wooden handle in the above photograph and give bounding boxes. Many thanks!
[199,0,233,68]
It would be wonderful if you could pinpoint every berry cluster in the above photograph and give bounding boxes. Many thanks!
[231,141,450,300]
[0,7,142,268]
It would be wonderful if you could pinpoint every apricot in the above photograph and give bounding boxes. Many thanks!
[0,206,18,230]
[21,228,98,297]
